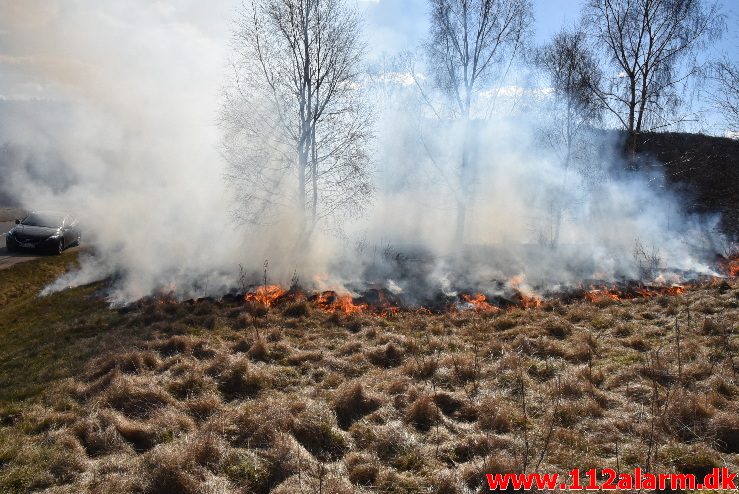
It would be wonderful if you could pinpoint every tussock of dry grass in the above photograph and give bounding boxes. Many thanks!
[1,281,738,493]
[333,381,381,429]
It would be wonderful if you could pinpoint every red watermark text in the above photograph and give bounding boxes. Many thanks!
[485,467,737,491]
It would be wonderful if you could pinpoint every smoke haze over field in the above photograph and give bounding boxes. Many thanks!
[0,0,253,303]
[0,0,731,305]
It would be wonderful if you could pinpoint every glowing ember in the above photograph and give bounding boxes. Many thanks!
[461,293,499,312]
[379,307,400,317]
[584,286,622,303]
[582,283,685,303]
[245,285,287,307]
[315,291,367,314]
[369,289,401,317]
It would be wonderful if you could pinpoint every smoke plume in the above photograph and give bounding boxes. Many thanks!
[0,0,727,306]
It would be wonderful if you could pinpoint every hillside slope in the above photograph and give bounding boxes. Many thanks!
[634,132,739,238]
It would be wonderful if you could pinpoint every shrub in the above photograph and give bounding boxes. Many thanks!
[231,338,251,353]
[292,401,348,460]
[430,469,463,494]
[461,453,520,491]
[492,316,517,331]
[542,317,574,339]
[189,432,227,470]
[243,300,269,318]
[114,416,160,452]
[333,382,381,429]
[184,393,222,422]
[433,392,464,417]
[72,413,130,457]
[662,442,719,478]
[345,452,380,486]
[152,335,194,357]
[192,341,216,360]
[261,433,315,489]
[100,377,175,419]
[371,422,420,467]
[710,411,739,453]
[282,301,310,318]
[367,343,404,368]
[22,406,78,434]
[219,397,294,449]
[403,357,438,380]
[219,448,269,491]
[345,317,364,333]
[88,350,161,379]
[406,396,439,432]
[700,317,722,335]
[665,391,712,441]
[142,444,202,494]
[216,358,267,400]
[247,338,269,362]
[625,335,650,351]
[477,396,512,433]
[167,368,216,399]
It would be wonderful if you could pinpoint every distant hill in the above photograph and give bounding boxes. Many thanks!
[633,132,739,239]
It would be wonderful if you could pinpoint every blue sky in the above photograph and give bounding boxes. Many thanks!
[358,0,738,56]
[0,0,736,133]
[356,0,738,133]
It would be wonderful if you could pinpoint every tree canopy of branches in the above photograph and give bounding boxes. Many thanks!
[426,0,532,244]
[583,0,723,168]
[535,28,602,245]
[427,0,532,244]
[711,59,739,135]
[536,28,602,169]
[221,0,372,238]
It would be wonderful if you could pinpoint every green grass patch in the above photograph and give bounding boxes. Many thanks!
[0,253,121,403]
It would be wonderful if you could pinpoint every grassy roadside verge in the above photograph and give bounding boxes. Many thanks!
[0,253,117,404]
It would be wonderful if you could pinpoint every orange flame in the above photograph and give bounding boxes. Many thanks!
[245,285,287,307]
[583,283,685,303]
[315,291,367,314]
[664,285,686,295]
[716,254,739,278]
[729,259,739,277]
[507,274,542,308]
[584,285,622,303]
[462,293,499,312]
[516,293,542,308]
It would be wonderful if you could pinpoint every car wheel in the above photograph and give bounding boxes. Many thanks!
[57,239,64,255]
[6,241,14,253]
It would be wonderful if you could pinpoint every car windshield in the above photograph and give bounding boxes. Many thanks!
[21,213,64,228]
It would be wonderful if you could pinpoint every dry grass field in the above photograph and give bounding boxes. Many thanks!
[0,254,737,493]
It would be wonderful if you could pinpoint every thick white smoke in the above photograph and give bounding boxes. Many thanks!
[1,0,256,303]
[0,1,727,306]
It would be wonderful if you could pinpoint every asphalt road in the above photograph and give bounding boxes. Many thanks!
[0,209,79,271]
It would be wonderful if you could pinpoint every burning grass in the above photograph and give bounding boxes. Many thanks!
[0,256,738,493]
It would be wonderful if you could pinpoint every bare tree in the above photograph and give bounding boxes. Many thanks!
[426,0,532,244]
[710,58,739,135]
[221,0,372,239]
[535,28,602,245]
[583,0,724,169]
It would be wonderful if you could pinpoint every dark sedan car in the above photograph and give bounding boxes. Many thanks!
[6,211,81,255]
